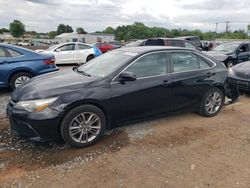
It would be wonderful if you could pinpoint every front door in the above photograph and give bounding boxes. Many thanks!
[110,51,172,125]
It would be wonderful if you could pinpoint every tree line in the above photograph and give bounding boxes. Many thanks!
[1,20,250,41]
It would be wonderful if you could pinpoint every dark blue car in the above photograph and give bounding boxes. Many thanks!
[0,44,59,90]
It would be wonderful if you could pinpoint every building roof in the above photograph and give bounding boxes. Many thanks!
[55,32,115,39]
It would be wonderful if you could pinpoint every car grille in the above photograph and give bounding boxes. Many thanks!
[236,72,250,79]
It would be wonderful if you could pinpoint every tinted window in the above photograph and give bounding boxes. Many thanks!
[125,52,167,78]
[239,44,249,52]
[198,56,211,69]
[184,42,197,49]
[145,39,165,46]
[78,44,91,50]
[0,47,6,57]
[6,48,22,57]
[171,52,199,72]
[166,40,184,47]
[57,44,75,51]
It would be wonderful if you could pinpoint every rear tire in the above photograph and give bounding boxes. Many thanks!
[60,105,106,148]
[9,72,33,90]
[199,87,224,117]
[86,55,95,62]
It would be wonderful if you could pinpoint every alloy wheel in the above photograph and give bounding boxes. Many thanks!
[205,91,222,114]
[69,112,101,144]
[15,76,30,88]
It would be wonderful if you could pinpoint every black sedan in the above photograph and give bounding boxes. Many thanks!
[228,61,250,92]
[7,47,229,148]
[206,41,250,68]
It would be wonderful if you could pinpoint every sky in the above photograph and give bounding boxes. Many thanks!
[0,0,250,33]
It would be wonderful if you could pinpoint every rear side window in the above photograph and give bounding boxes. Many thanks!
[184,42,197,49]
[171,52,211,72]
[125,52,167,78]
[6,48,22,57]
[171,52,199,72]
[166,40,185,47]
[0,47,6,57]
[145,39,165,46]
[57,44,75,51]
[78,44,91,50]
[198,56,211,69]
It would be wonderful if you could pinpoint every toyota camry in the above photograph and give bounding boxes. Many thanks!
[7,46,229,148]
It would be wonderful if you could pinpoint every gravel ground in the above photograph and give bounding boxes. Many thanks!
[1,95,250,187]
[0,90,10,119]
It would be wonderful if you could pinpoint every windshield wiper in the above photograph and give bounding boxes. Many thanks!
[74,67,91,77]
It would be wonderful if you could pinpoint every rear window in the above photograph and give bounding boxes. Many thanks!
[6,48,22,57]
[145,39,165,46]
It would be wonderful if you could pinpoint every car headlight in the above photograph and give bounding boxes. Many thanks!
[228,68,235,76]
[15,97,58,112]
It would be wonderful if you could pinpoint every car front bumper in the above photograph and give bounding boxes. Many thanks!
[228,77,250,91]
[6,101,63,142]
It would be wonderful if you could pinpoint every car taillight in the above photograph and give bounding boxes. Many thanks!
[43,58,55,65]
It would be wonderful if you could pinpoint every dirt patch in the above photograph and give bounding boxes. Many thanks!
[1,96,250,187]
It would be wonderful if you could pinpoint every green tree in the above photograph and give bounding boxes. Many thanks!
[103,26,115,34]
[48,31,57,39]
[57,24,73,35]
[0,28,9,34]
[76,27,87,34]
[9,20,25,38]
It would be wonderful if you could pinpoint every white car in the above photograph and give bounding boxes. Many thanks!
[18,42,32,46]
[38,42,100,65]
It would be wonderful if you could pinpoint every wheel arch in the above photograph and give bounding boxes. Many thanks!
[60,99,110,130]
[8,69,35,84]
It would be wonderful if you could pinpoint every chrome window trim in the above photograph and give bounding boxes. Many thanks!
[111,50,216,84]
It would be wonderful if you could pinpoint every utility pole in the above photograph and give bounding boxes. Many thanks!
[225,21,230,38]
[213,22,218,41]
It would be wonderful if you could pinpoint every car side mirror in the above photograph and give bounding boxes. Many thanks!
[119,71,137,82]
[55,49,61,52]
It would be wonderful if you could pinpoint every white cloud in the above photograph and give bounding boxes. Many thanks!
[0,0,249,32]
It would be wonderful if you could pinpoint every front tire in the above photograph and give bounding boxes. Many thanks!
[60,105,106,148]
[199,87,224,117]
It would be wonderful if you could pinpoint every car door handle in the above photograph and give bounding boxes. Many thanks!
[162,79,169,86]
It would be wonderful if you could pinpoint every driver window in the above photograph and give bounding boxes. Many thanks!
[125,52,168,78]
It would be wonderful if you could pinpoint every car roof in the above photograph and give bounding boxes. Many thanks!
[117,46,195,54]
[222,41,250,45]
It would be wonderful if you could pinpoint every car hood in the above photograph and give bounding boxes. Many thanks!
[232,61,250,73]
[13,70,99,101]
[205,51,230,61]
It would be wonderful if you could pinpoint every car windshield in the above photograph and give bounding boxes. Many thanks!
[125,40,144,47]
[213,43,239,52]
[47,44,60,51]
[77,50,137,77]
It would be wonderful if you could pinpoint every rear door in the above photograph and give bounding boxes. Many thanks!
[76,43,93,63]
[54,43,76,64]
[110,51,172,125]
[169,51,215,111]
